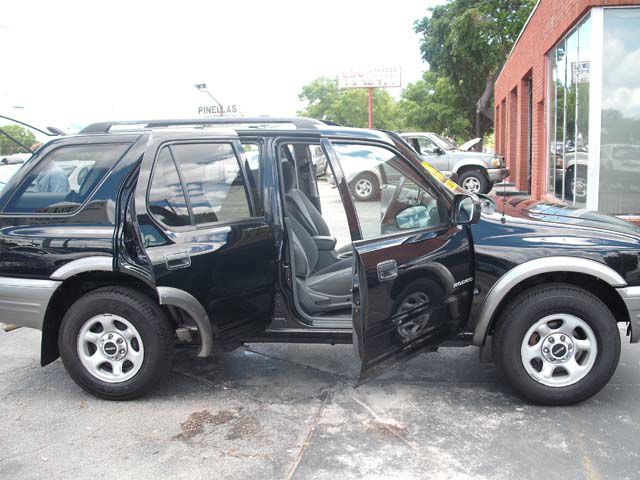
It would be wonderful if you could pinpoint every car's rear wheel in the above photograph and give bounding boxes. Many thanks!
[351,173,380,201]
[59,286,174,400]
[494,283,620,405]
[458,169,489,194]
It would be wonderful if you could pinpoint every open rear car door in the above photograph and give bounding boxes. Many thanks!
[321,138,475,384]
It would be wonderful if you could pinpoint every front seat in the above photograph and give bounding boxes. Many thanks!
[288,215,353,315]
[281,161,351,256]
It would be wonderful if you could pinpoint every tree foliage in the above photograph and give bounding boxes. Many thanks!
[414,0,536,138]
[0,124,36,155]
[298,77,400,130]
[399,71,471,140]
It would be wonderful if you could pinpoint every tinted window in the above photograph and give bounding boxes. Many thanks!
[148,148,190,227]
[5,143,129,214]
[168,143,251,225]
[241,142,261,204]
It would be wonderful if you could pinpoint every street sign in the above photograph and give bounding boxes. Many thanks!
[198,104,241,116]
[338,66,402,89]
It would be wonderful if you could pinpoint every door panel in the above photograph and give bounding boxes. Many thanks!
[322,138,474,383]
[135,132,276,348]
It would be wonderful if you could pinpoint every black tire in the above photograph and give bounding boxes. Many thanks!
[59,286,174,400]
[494,283,620,405]
[458,169,490,194]
[351,172,380,201]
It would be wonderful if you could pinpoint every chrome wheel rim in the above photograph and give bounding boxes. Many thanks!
[521,314,597,388]
[77,314,145,383]
[355,178,373,198]
[396,292,430,339]
[462,176,481,193]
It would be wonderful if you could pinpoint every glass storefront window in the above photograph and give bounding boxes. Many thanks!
[599,8,640,215]
[548,15,591,207]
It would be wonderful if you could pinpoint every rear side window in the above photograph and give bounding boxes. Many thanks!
[147,148,191,227]
[4,143,129,214]
[147,143,252,228]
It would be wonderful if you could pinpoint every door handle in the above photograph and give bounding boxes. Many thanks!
[165,251,191,270]
[377,260,398,282]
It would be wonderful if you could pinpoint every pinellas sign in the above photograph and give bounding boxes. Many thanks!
[198,104,241,116]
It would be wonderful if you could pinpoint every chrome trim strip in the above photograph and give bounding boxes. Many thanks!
[617,286,640,343]
[0,277,61,330]
[50,256,113,280]
[157,286,213,357]
[472,257,627,345]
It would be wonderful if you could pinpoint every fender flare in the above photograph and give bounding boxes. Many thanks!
[472,256,627,345]
[50,256,113,280]
[157,286,213,357]
[452,159,487,174]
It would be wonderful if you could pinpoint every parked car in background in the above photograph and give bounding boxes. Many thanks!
[311,145,327,177]
[401,132,509,194]
[0,153,31,165]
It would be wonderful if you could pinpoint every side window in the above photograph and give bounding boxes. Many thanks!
[332,143,446,239]
[5,143,129,214]
[156,143,251,226]
[241,142,262,204]
[417,137,439,155]
[147,147,191,227]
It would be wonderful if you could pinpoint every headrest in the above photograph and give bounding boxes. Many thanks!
[281,161,295,193]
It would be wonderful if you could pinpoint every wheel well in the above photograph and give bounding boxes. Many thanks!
[41,272,161,366]
[457,165,487,177]
[485,272,629,339]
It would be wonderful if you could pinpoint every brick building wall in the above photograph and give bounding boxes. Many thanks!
[494,0,640,200]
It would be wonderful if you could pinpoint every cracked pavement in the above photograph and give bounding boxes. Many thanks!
[2,327,640,479]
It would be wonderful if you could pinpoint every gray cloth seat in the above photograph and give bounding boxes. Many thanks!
[288,215,353,314]
[281,162,352,256]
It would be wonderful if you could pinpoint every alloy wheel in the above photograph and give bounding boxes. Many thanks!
[462,176,481,193]
[354,178,373,199]
[520,314,598,387]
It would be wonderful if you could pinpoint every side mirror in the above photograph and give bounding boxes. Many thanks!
[452,194,481,225]
[395,205,430,230]
[434,147,445,156]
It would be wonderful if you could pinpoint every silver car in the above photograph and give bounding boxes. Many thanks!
[400,132,509,194]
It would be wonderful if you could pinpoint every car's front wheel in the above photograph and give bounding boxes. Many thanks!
[59,286,174,400]
[494,283,620,405]
[458,169,489,194]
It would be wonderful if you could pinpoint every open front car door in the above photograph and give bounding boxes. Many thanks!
[321,137,475,384]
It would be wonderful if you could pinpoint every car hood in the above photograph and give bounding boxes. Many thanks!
[492,196,640,238]
[446,150,494,162]
[459,138,482,151]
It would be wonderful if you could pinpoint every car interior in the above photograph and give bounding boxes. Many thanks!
[278,144,355,322]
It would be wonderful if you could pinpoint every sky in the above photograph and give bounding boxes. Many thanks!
[1,0,441,134]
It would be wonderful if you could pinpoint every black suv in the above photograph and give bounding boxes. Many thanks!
[1,117,639,405]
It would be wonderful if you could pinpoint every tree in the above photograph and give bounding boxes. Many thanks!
[298,77,401,130]
[414,0,536,143]
[0,124,36,155]
[399,71,472,140]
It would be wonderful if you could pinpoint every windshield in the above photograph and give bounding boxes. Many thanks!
[431,133,457,150]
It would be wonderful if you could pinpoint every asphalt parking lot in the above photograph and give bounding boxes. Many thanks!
[2,326,640,480]
[2,179,640,480]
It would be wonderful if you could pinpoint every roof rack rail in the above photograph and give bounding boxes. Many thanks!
[79,117,325,134]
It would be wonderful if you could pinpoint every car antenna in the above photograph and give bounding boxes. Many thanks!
[500,177,507,224]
